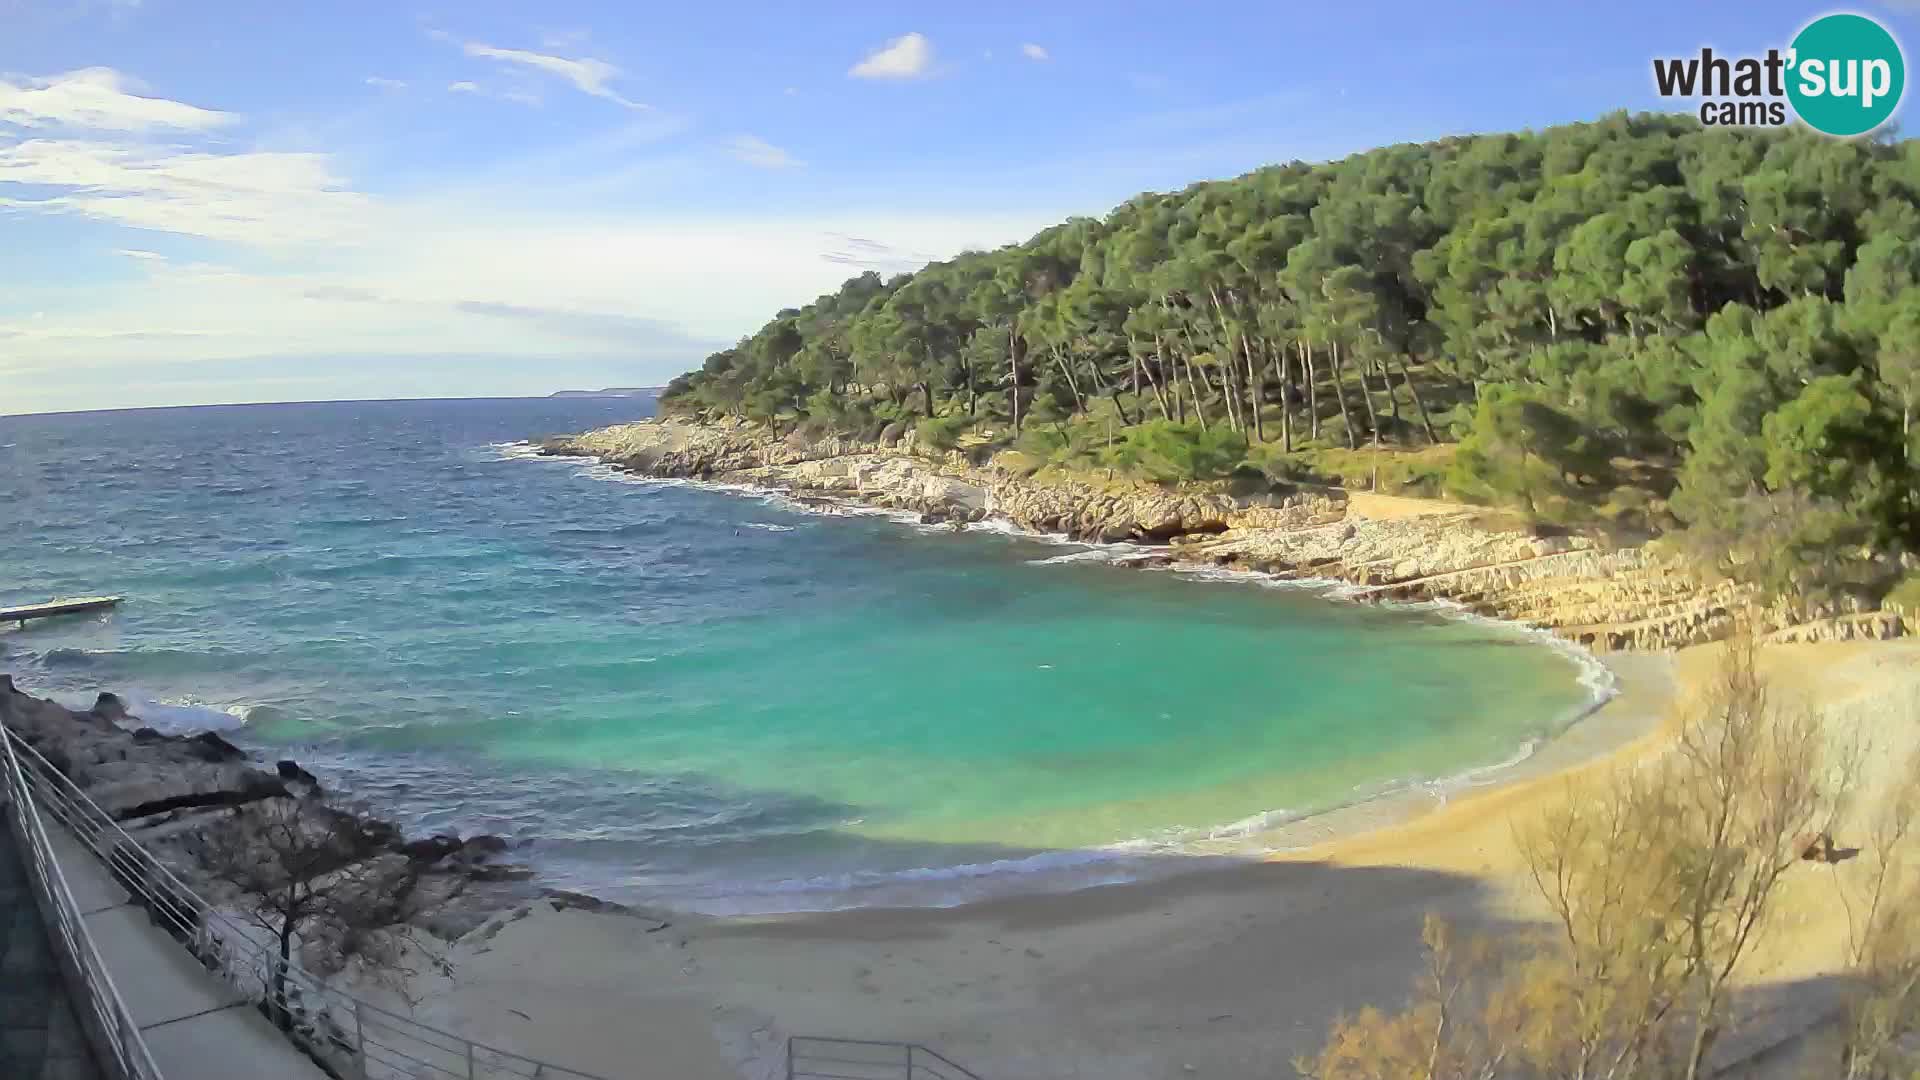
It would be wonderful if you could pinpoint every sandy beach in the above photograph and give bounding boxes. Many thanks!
[369,638,1917,1080]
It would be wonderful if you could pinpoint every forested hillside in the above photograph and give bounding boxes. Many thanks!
[662,113,1920,605]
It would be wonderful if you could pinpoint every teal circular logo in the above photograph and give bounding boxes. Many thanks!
[1788,13,1905,136]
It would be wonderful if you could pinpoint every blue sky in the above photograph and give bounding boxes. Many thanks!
[1,0,1914,414]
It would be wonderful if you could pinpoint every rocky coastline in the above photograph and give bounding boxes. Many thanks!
[541,415,1911,652]
[0,674,624,962]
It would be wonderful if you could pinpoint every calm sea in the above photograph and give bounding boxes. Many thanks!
[0,398,1599,911]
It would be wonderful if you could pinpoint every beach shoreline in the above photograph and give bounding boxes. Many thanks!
[388,639,1914,1080]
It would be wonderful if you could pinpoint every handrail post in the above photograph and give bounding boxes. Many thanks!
[468,1038,477,1080]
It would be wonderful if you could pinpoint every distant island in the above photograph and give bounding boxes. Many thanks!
[548,387,662,399]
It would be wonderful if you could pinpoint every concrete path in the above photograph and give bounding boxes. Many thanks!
[47,825,328,1080]
[0,822,99,1080]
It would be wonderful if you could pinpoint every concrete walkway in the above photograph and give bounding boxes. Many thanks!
[0,823,99,1080]
[46,826,327,1080]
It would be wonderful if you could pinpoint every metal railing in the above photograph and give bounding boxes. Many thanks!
[0,721,164,1080]
[3,726,611,1080]
[786,1037,982,1080]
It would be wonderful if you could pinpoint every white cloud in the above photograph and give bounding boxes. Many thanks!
[365,76,407,91]
[726,135,801,170]
[461,42,646,109]
[114,248,167,261]
[0,139,370,245]
[0,68,234,132]
[849,32,933,80]
[1021,43,1049,62]
[447,80,540,106]
[0,211,1059,392]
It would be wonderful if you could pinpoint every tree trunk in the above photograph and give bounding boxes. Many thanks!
[1008,328,1021,434]
[1327,339,1359,450]
[1108,383,1136,426]
[1182,354,1210,430]
[1138,348,1172,421]
[1147,335,1175,422]
[1244,336,1265,443]
[1379,356,1402,436]
[1051,345,1086,414]
[1358,352,1383,449]
[1222,354,1243,433]
[1274,346,1293,453]
[1394,353,1438,444]
[1190,359,1236,430]
[1303,340,1320,441]
[919,382,936,419]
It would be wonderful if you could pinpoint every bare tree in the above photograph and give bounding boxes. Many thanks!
[192,795,440,1032]
[1825,747,1920,1079]
[1298,914,1530,1080]
[1299,636,1854,1080]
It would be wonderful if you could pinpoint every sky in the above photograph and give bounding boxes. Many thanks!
[1,1,1915,415]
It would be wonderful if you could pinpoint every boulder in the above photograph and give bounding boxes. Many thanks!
[92,692,133,724]
[186,731,248,763]
[400,833,466,864]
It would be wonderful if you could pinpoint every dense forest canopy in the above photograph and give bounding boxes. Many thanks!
[662,113,1920,605]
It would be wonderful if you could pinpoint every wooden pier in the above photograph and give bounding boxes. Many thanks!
[1,596,122,627]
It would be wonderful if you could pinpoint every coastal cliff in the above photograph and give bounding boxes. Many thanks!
[543,417,1911,652]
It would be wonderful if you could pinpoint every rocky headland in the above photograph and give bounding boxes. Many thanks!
[542,416,1912,652]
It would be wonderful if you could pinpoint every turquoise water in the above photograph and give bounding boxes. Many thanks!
[0,399,1600,911]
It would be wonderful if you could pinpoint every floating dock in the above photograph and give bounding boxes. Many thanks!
[1,596,123,626]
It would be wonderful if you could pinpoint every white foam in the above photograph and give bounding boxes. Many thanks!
[484,440,549,462]
[1027,548,1138,565]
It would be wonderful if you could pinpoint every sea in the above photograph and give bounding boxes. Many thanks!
[0,397,1606,913]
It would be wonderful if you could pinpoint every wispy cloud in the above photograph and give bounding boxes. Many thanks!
[448,81,481,95]
[0,68,234,131]
[0,138,369,245]
[726,134,802,169]
[452,300,699,344]
[114,248,167,261]
[365,76,407,91]
[461,42,646,109]
[819,232,935,273]
[849,32,933,80]
[1020,43,1050,62]
[292,284,704,346]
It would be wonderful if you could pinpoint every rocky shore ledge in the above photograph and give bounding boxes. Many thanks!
[542,416,1911,652]
[0,674,624,965]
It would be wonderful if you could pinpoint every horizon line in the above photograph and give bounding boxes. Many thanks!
[0,390,664,421]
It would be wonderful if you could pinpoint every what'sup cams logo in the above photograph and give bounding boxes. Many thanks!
[1653,12,1905,136]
